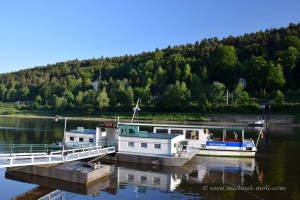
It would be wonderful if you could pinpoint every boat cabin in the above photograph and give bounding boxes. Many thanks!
[117,124,186,157]
[65,123,119,148]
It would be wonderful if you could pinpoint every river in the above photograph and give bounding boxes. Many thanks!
[0,116,299,200]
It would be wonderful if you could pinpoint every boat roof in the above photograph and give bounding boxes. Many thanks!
[120,132,180,140]
[118,122,245,131]
[67,129,96,134]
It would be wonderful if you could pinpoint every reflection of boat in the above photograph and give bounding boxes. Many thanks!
[116,157,257,193]
[186,157,257,185]
[116,161,193,191]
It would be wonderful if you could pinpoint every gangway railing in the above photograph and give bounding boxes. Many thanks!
[0,141,116,168]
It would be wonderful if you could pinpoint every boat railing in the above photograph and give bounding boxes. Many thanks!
[0,144,55,156]
[0,140,117,157]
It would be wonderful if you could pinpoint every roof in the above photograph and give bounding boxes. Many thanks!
[120,132,180,140]
[67,129,96,134]
[118,122,245,131]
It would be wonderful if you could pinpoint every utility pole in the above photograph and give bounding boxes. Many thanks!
[226,90,229,105]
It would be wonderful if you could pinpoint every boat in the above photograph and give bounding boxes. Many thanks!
[248,116,266,127]
[120,122,258,158]
[63,100,259,165]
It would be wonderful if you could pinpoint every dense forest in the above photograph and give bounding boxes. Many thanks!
[0,23,300,115]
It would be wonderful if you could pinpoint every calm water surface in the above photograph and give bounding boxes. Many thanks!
[0,116,299,200]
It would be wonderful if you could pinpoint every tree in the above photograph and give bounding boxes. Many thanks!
[270,90,285,105]
[35,95,42,105]
[267,63,286,89]
[211,82,226,105]
[134,86,151,107]
[109,90,118,110]
[97,87,110,114]
[75,91,84,109]
[162,81,191,110]
[54,96,67,111]
[282,47,298,87]
[82,90,96,114]
[233,83,250,104]
[0,84,7,101]
[212,46,239,88]
[241,56,269,91]
[182,64,192,84]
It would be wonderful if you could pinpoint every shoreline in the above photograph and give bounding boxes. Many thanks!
[0,114,298,127]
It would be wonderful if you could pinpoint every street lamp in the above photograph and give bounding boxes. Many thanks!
[55,115,67,152]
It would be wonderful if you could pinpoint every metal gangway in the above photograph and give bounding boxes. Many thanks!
[0,142,115,168]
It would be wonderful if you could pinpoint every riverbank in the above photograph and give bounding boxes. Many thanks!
[0,113,298,127]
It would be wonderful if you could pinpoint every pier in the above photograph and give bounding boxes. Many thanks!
[0,143,115,168]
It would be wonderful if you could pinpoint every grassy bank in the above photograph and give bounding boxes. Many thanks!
[0,107,208,122]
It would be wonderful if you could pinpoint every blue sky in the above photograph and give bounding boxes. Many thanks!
[0,0,299,74]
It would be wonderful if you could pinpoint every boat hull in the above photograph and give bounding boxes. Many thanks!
[116,152,191,166]
[197,148,256,157]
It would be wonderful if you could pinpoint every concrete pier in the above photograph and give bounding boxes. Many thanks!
[8,161,110,184]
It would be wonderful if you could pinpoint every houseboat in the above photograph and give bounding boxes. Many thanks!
[64,122,197,166]
[63,121,259,166]
[121,123,258,157]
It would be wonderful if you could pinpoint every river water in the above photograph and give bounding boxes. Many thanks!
[0,117,299,200]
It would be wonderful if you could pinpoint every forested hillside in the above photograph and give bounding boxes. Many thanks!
[0,23,300,114]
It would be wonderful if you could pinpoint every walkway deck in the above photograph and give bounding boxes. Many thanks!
[0,144,115,168]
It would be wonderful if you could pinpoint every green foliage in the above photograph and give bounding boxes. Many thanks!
[211,82,226,105]
[97,87,110,111]
[233,83,250,104]
[35,95,42,105]
[212,45,238,88]
[161,81,191,111]
[270,90,285,105]
[0,23,299,114]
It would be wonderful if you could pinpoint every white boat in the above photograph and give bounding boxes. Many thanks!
[248,116,266,127]
[150,123,258,157]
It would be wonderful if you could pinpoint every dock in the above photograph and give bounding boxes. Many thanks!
[8,160,110,184]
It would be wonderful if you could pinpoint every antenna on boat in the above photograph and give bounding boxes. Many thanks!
[131,98,140,123]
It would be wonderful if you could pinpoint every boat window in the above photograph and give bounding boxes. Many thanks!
[89,139,93,143]
[129,128,135,134]
[101,128,105,132]
[141,142,147,148]
[156,129,168,133]
[154,143,161,149]
[171,129,183,134]
[153,177,161,186]
[70,137,74,141]
[128,141,134,147]
[186,130,199,140]
[79,138,84,142]
[127,174,134,182]
[140,176,147,183]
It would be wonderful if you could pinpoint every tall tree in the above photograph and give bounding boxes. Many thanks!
[212,46,239,88]
[97,87,110,114]
[233,83,250,104]
[211,82,226,105]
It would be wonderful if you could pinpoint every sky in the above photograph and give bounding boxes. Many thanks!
[0,0,299,74]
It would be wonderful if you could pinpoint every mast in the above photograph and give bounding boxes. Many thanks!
[131,98,140,123]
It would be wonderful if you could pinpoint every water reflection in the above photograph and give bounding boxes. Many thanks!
[5,157,258,199]
[186,157,259,185]
[0,117,299,199]
[5,170,110,199]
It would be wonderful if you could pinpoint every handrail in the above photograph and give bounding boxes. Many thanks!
[0,140,117,156]
[0,145,116,168]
